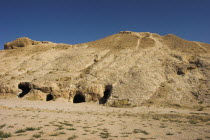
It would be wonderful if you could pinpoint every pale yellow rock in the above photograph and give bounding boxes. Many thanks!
[0,31,210,107]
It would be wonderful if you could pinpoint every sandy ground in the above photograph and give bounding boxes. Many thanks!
[0,98,210,140]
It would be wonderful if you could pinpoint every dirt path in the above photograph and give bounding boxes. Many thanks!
[0,98,210,140]
[195,42,208,51]
[135,33,141,50]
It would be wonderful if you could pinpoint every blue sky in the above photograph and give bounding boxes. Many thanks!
[0,0,210,50]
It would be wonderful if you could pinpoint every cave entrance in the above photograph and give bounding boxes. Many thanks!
[73,94,85,103]
[46,94,54,101]
[18,82,31,98]
[99,85,112,104]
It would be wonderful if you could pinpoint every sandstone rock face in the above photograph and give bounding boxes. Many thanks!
[0,31,210,107]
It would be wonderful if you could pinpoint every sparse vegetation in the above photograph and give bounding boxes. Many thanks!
[166,132,174,135]
[16,133,27,136]
[56,125,64,130]
[50,133,59,136]
[189,120,198,124]
[32,133,41,138]
[50,131,66,136]
[99,132,110,138]
[60,131,66,134]
[110,99,131,107]
[0,131,12,138]
[197,106,204,111]
[59,121,73,127]
[15,127,41,133]
[0,124,6,129]
[67,128,76,131]
[133,129,149,135]
[25,127,38,131]
[15,129,26,133]
[67,134,78,140]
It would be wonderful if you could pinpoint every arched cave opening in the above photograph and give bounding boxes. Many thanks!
[73,94,86,103]
[46,94,54,101]
[18,82,31,98]
[99,85,112,104]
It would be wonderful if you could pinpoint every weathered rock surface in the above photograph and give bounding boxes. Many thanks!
[4,37,54,49]
[0,31,210,107]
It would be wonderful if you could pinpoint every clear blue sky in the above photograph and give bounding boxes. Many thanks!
[0,0,210,50]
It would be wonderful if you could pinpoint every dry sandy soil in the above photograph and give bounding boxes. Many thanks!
[0,98,210,140]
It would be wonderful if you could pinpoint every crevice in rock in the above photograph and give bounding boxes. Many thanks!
[73,92,86,103]
[177,68,185,75]
[46,94,54,101]
[18,82,31,98]
[99,85,112,104]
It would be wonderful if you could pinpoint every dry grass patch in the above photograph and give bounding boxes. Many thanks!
[0,131,12,139]
[0,124,6,129]
[99,132,110,138]
[133,129,149,135]
[67,134,78,140]
[15,127,42,133]
[49,131,65,136]
[166,132,174,135]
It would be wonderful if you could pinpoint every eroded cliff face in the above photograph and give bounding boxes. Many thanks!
[0,31,210,107]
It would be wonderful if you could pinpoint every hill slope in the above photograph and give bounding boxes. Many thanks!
[0,31,210,107]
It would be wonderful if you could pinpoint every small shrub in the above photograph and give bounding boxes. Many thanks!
[99,132,110,138]
[56,126,64,130]
[166,132,174,135]
[197,106,204,111]
[32,133,41,138]
[49,131,65,137]
[189,120,198,124]
[59,131,66,134]
[15,129,26,133]
[0,124,6,129]
[68,134,78,140]
[25,127,37,131]
[0,131,12,138]
[15,127,41,133]
[50,133,59,136]
[133,129,149,135]
[110,99,131,107]
[59,122,73,127]
[11,76,16,79]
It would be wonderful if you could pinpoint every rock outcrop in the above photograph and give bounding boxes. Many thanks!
[4,37,54,49]
[0,31,210,107]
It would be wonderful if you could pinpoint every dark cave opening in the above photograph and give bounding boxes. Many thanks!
[99,85,112,104]
[46,94,54,101]
[73,94,86,103]
[18,82,31,98]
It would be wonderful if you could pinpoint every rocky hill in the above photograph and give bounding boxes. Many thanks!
[0,31,210,107]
